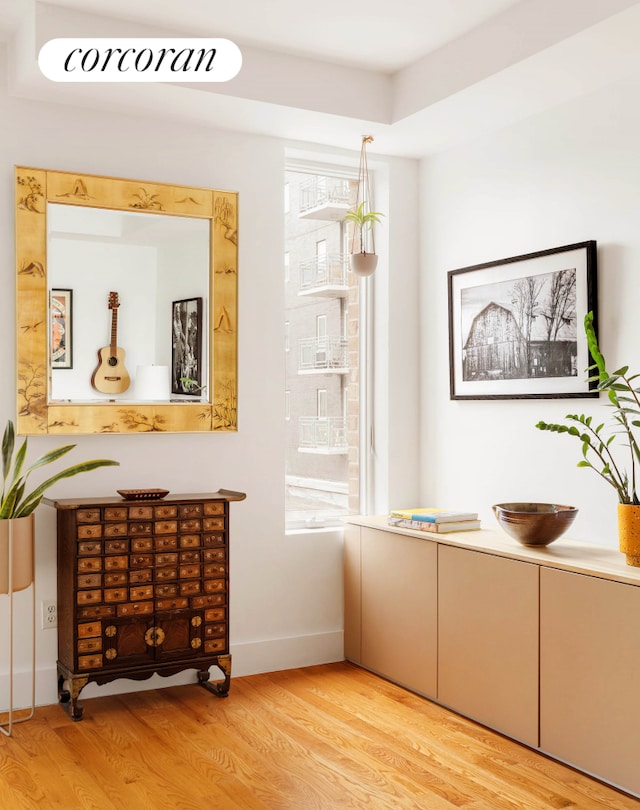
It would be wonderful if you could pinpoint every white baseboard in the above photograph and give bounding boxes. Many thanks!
[0,631,345,709]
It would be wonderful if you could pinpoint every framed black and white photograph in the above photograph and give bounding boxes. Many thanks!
[448,241,598,400]
[171,297,203,395]
[50,288,73,369]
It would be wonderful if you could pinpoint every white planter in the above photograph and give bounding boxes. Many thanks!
[349,252,378,277]
[0,515,35,593]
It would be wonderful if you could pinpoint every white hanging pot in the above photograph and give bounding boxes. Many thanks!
[350,252,378,277]
[0,514,35,594]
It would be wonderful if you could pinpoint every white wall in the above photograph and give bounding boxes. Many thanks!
[0,48,420,708]
[420,80,640,547]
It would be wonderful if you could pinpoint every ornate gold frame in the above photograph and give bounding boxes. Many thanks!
[15,166,238,435]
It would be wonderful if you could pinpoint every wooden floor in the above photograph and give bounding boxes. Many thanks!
[0,662,637,809]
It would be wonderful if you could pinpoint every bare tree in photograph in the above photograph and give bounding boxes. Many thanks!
[510,275,545,377]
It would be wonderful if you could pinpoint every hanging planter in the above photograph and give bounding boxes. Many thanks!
[0,514,34,593]
[345,135,384,277]
[349,252,378,276]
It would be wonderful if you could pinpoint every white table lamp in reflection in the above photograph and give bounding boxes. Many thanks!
[135,365,170,401]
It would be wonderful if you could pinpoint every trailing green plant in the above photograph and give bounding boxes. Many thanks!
[344,201,384,253]
[1,420,119,518]
[536,311,640,504]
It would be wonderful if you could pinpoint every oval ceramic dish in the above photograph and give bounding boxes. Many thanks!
[492,502,577,547]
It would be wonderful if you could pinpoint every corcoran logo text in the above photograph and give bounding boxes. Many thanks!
[39,38,242,82]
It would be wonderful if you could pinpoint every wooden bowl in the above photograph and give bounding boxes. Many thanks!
[492,502,577,547]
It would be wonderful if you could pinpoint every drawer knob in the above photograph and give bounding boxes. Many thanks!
[145,626,165,647]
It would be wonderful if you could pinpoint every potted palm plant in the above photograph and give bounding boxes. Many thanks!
[345,201,384,277]
[536,311,640,565]
[1,420,119,591]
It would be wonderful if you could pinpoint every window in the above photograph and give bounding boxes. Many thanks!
[284,252,290,283]
[284,165,366,529]
[317,388,327,419]
[284,321,290,352]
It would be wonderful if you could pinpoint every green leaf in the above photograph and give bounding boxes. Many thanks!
[1,421,14,482]
[577,461,591,467]
[12,459,119,517]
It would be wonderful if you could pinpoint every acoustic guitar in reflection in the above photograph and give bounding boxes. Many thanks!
[91,291,131,394]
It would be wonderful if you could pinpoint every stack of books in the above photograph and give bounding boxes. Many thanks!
[388,508,481,533]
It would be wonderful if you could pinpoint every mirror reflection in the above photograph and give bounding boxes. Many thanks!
[47,203,210,404]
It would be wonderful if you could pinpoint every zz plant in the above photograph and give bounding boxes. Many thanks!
[1,420,119,518]
[536,311,640,505]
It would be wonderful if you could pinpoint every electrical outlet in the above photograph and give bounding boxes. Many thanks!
[41,600,57,629]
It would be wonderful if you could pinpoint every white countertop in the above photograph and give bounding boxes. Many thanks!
[345,515,640,587]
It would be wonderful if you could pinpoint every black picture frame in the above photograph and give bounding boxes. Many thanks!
[50,288,73,369]
[448,241,598,400]
[171,297,203,395]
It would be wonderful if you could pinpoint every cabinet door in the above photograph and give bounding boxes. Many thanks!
[438,545,539,746]
[540,567,640,795]
[361,528,438,698]
[343,524,361,663]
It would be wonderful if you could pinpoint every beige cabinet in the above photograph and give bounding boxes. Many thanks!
[344,526,438,698]
[438,545,539,746]
[540,567,640,795]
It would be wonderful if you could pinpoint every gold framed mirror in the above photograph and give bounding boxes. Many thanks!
[15,166,238,434]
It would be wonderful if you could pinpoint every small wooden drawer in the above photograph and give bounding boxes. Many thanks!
[117,601,153,617]
[128,505,153,519]
[155,552,178,567]
[204,502,225,516]
[204,563,226,577]
[105,555,129,570]
[129,554,153,568]
[77,557,102,573]
[155,583,178,597]
[104,523,128,537]
[155,520,178,534]
[204,623,226,638]
[77,509,101,523]
[78,654,103,670]
[77,605,115,619]
[77,540,102,556]
[154,504,178,518]
[204,607,226,622]
[179,535,201,549]
[155,568,178,582]
[203,533,225,547]
[203,517,225,530]
[77,637,103,654]
[179,503,203,518]
[104,572,127,586]
[204,579,225,594]
[179,564,201,579]
[131,537,153,552]
[77,573,102,589]
[156,597,189,610]
[77,524,103,540]
[129,522,152,535]
[191,594,225,608]
[179,519,202,532]
[129,569,152,584]
[104,539,130,554]
[77,621,102,638]
[155,536,178,551]
[203,548,226,562]
[77,589,102,605]
[130,585,153,601]
[180,550,201,563]
[104,507,128,521]
[179,581,201,596]
[104,588,128,603]
[204,639,225,654]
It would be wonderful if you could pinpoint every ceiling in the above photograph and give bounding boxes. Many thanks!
[3,0,640,158]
